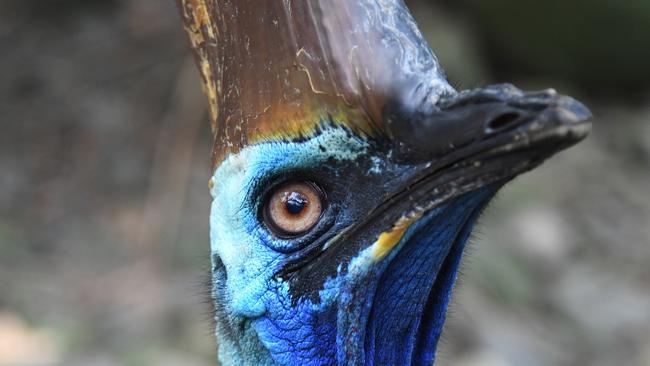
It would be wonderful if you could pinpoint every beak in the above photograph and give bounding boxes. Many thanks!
[340,83,592,260]
[385,83,592,163]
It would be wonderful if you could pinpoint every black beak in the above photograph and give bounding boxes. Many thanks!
[327,84,594,240]
[385,83,592,164]
[327,83,593,261]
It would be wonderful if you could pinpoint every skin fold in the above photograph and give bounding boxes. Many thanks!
[177,0,592,364]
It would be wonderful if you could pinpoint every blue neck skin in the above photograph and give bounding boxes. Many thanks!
[360,189,492,365]
[213,188,492,365]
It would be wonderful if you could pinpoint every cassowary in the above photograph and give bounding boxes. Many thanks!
[177,1,591,365]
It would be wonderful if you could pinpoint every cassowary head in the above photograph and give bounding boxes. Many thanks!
[178,1,591,365]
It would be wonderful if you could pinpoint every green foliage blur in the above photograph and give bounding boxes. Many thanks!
[459,0,650,93]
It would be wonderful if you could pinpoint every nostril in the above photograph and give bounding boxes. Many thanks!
[486,112,521,133]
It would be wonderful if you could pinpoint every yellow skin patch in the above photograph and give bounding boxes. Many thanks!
[371,216,418,260]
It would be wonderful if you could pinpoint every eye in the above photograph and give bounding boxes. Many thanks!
[263,181,325,238]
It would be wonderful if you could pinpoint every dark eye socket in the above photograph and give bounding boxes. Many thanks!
[262,181,325,238]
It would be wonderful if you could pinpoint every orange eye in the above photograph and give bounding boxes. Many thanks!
[263,182,324,237]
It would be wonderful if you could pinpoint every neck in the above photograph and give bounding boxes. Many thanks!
[211,190,492,366]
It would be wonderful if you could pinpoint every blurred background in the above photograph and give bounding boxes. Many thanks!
[0,0,648,365]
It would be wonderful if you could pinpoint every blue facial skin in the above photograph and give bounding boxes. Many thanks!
[209,125,496,366]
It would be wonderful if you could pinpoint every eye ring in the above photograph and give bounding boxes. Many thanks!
[262,181,326,238]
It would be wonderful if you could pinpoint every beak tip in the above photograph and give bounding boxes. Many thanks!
[551,96,593,141]
[540,96,593,143]
[555,96,593,124]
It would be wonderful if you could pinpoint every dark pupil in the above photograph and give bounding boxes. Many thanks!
[285,192,307,215]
